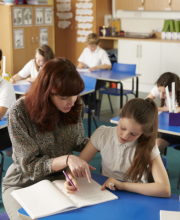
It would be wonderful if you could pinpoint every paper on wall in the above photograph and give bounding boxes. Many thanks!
[77,36,86,42]
[76,2,93,9]
[77,30,92,36]
[165,86,172,113]
[75,16,93,22]
[56,12,73,19]
[76,9,93,15]
[77,22,92,29]
[57,3,71,12]
[58,20,71,28]
[56,0,71,2]
[77,0,91,2]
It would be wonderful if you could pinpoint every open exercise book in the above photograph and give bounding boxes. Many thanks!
[11,178,118,219]
[160,210,180,220]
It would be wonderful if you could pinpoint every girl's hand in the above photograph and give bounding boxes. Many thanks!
[158,106,169,112]
[68,155,96,183]
[10,78,16,84]
[101,177,121,191]
[64,171,78,194]
[25,77,33,82]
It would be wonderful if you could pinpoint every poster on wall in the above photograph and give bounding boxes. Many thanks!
[44,7,53,25]
[23,7,33,26]
[14,29,24,49]
[39,28,48,46]
[13,7,23,27]
[35,7,44,26]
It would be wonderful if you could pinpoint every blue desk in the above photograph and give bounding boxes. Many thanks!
[78,69,141,108]
[110,112,180,136]
[18,173,180,220]
[0,117,7,129]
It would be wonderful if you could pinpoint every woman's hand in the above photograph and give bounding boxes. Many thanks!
[101,177,122,191]
[68,155,96,183]
[158,106,169,112]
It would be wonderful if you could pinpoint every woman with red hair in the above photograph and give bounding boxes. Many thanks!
[2,57,95,220]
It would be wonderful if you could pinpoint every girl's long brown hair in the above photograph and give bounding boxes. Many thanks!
[35,44,54,71]
[120,98,158,183]
[25,57,85,133]
[156,72,180,107]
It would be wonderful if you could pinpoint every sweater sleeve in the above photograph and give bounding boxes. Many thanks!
[7,102,55,181]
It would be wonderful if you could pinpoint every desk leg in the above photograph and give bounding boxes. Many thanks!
[88,94,91,138]
[0,152,4,188]
[135,77,139,98]
[119,82,123,109]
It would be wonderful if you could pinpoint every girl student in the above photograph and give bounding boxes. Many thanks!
[3,58,95,220]
[64,98,171,198]
[146,72,180,153]
[10,44,54,84]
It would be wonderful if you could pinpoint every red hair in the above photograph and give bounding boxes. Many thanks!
[25,57,85,132]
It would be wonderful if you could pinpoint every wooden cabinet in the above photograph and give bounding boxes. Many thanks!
[115,0,180,11]
[115,0,157,11]
[0,5,53,76]
[54,0,113,66]
[156,0,180,11]
[118,39,161,92]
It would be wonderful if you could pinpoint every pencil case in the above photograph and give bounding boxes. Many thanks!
[169,112,180,126]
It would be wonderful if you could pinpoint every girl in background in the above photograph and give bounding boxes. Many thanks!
[147,72,180,153]
[10,44,54,84]
[64,98,171,198]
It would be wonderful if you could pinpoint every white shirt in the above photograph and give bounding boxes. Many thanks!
[78,46,111,68]
[18,59,40,79]
[151,85,178,107]
[0,76,16,117]
[91,126,160,183]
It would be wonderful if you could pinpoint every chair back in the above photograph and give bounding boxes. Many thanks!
[112,63,136,74]
[80,75,97,90]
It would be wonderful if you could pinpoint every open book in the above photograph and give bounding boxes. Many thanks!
[11,178,118,219]
[160,210,180,220]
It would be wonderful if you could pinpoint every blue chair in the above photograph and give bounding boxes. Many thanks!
[80,75,98,136]
[97,63,136,119]
[164,144,180,190]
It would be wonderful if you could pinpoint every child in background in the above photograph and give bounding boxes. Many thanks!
[77,33,112,109]
[146,72,180,153]
[0,49,16,156]
[64,98,171,198]
[10,44,54,84]
[77,33,112,71]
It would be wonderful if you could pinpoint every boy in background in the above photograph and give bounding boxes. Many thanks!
[77,33,112,111]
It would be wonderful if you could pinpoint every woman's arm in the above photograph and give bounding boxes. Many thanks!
[89,64,111,71]
[101,154,171,198]
[10,74,24,84]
